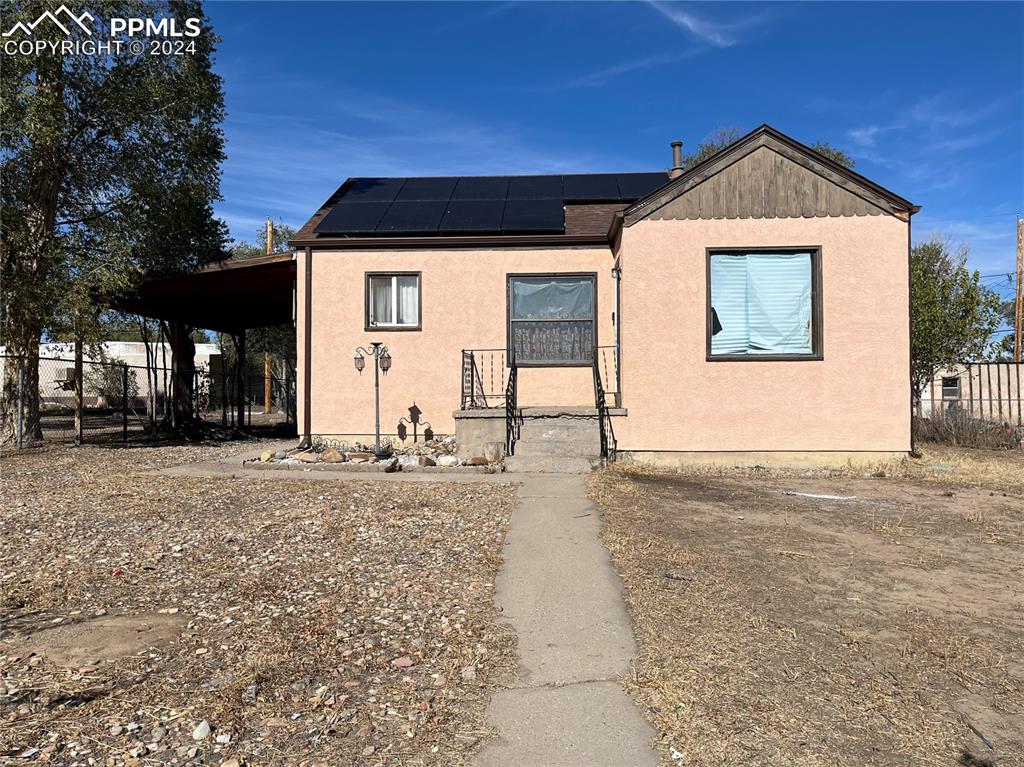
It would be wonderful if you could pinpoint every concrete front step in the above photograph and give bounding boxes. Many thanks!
[504,455,602,474]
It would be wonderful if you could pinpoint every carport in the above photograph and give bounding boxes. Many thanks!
[113,251,296,430]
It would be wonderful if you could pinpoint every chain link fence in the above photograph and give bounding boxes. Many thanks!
[1,354,295,447]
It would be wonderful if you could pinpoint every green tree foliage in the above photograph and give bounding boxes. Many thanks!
[0,0,227,439]
[910,237,1002,401]
[231,221,296,259]
[683,127,855,170]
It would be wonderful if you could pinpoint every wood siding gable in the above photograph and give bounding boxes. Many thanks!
[624,128,916,225]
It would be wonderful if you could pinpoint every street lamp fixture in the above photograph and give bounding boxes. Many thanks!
[353,342,392,457]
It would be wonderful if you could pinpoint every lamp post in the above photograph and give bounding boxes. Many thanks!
[354,342,392,456]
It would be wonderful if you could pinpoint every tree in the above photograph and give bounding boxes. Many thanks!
[683,127,856,170]
[230,221,295,259]
[910,237,1002,407]
[1,0,227,441]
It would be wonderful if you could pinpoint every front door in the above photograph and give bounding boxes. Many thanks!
[507,273,597,366]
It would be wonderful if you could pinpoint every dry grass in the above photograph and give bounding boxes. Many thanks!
[1,443,517,766]
[592,450,1024,767]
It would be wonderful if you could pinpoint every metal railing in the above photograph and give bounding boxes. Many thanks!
[461,348,510,409]
[593,348,617,460]
[505,353,519,456]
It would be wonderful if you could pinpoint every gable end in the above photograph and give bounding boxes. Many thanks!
[624,128,917,225]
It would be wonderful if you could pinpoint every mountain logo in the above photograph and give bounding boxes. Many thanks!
[2,6,95,37]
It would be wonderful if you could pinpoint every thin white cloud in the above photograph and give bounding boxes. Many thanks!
[645,0,735,47]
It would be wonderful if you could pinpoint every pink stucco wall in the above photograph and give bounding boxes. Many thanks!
[615,216,911,453]
[297,214,911,452]
[296,247,615,438]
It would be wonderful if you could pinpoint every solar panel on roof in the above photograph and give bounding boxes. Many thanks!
[396,177,457,201]
[501,199,564,233]
[314,201,392,234]
[376,200,447,233]
[563,174,621,201]
[615,173,668,200]
[507,175,563,200]
[439,200,506,233]
[344,178,406,202]
[450,177,509,200]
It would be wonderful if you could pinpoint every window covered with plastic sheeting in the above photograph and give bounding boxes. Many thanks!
[509,275,596,365]
[709,251,818,358]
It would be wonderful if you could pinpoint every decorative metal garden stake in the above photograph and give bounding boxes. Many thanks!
[353,342,392,456]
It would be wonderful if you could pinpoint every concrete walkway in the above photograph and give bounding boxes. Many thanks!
[474,474,657,767]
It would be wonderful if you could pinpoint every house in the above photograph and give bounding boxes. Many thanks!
[288,125,919,468]
[919,362,1022,426]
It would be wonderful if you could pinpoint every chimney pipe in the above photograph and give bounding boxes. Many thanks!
[668,140,684,179]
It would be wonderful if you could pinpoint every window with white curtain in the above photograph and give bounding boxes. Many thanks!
[709,250,819,358]
[367,273,420,328]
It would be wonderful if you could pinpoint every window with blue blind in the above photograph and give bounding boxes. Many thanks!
[708,250,820,358]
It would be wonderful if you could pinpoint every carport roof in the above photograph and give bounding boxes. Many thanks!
[113,252,295,333]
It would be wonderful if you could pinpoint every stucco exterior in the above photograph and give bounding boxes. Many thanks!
[297,246,616,440]
[616,215,910,453]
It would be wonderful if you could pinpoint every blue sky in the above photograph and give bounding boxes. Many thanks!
[207,0,1023,300]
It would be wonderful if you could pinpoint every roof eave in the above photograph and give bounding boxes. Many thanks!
[288,233,612,249]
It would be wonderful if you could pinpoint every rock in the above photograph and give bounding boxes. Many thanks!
[151,726,167,742]
[347,451,373,463]
[483,442,505,463]
[215,732,232,744]
[461,665,477,681]
[391,656,414,668]
[465,457,487,466]
[436,455,460,468]
[433,674,447,687]
[109,725,123,737]
[273,450,288,460]
[361,746,375,757]
[417,455,436,467]
[192,720,211,741]
[321,448,346,463]
[295,451,319,464]
[259,450,273,463]
[381,457,399,473]
[220,759,241,767]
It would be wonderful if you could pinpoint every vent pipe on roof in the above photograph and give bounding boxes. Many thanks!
[668,140,685,179]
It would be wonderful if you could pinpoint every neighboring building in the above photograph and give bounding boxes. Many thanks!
[289,125,919,466]
[919,362,1023,426]
[0,342,222,408]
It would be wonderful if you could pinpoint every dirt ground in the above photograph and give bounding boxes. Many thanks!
[592,448,1024,767]
[0,442,517,766]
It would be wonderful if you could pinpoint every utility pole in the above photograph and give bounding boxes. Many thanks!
[264,217,273,414]
[1015,214,1022,363]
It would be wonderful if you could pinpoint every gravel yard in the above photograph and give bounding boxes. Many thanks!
[592,449,1024,767]
[1,443,517,766]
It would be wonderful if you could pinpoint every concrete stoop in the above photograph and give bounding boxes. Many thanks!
[505,407,603,474]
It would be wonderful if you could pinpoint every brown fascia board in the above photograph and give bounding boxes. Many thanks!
[624,124,920,225]
[288,233,611,249]
[194,251,296,273]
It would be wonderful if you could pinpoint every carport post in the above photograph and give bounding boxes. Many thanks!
[235,329,246,430]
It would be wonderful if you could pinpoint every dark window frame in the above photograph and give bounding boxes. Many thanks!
[705,246,824,362]
[941,376,961,400]
[364,271,423,332]
[507,272,598,368]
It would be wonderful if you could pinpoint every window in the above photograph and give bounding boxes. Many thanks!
[508,274,595,365]
[941,376,961,400]
[708,249,821,359]
[366,273,420,329]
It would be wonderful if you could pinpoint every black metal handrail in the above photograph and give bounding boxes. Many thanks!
[505,352,519,456]
[593,348,617,461]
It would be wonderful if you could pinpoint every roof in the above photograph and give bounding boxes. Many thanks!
[290,172,669,247]
[623,124,919,226]
[113,252,296,332]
